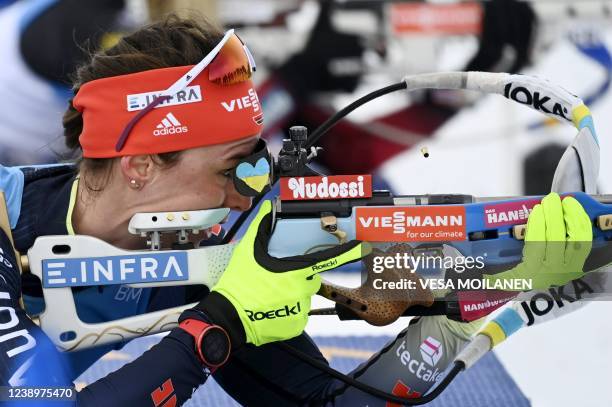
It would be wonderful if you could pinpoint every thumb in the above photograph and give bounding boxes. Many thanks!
[562,197,593,242]
[301,241,372,277]
[252,239,371,275]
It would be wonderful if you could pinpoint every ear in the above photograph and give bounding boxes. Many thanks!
[120,155,154,188]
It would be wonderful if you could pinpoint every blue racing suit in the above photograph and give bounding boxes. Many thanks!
[0,164,211,405]
[0,164,485,406]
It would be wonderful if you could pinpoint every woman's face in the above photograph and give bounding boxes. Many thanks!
[146,136,260,213]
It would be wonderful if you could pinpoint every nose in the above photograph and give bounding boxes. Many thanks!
[223,181,253,212]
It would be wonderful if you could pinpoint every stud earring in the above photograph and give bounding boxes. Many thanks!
[129,179,140,189]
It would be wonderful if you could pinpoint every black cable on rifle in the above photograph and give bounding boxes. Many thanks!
[277,341,463,405]
[306,81,407,148]
[222,81,407,244]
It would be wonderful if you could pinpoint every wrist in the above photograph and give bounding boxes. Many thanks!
[178,318,230,371]
[192,291,246,350]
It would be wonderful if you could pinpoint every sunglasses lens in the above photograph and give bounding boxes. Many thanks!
[209,34,254,86]
[232,140,273,197]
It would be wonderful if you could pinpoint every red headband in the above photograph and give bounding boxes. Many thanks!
[73,65,264,158]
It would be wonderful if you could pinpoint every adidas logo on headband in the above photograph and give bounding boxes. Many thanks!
[153,112,189,136]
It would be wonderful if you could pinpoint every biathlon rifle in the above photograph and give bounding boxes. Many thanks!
[14,71,612,405]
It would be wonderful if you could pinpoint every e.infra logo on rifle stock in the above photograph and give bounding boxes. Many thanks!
[355,206,466,242]
[280,175,372,201]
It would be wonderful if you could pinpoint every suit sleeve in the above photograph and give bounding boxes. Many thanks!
[0,228,210,405]
[77,329,209,406]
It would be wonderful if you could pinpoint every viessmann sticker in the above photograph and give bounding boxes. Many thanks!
[355,206,466,242]
[280,175,372,201]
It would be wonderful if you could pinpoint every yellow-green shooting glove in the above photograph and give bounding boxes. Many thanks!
[485,192,593,290]
[196,201,370,347]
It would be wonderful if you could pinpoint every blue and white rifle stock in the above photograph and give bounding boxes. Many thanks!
[25,191,612,351]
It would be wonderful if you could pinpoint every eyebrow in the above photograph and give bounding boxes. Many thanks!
[221,139,259,161]
[225,151,248,161]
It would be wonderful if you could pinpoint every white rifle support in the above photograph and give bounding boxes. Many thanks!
[27,208,236,351]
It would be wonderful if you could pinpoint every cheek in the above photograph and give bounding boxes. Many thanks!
[203,182,227,208]
[182,178,227,209]
[168,159,228,209]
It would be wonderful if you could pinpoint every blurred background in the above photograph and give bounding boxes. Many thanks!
[1,1,611,406]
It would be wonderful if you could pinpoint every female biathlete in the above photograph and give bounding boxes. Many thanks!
[0,16,592,406]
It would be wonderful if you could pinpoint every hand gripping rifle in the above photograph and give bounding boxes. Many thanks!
[21,72,612,404]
